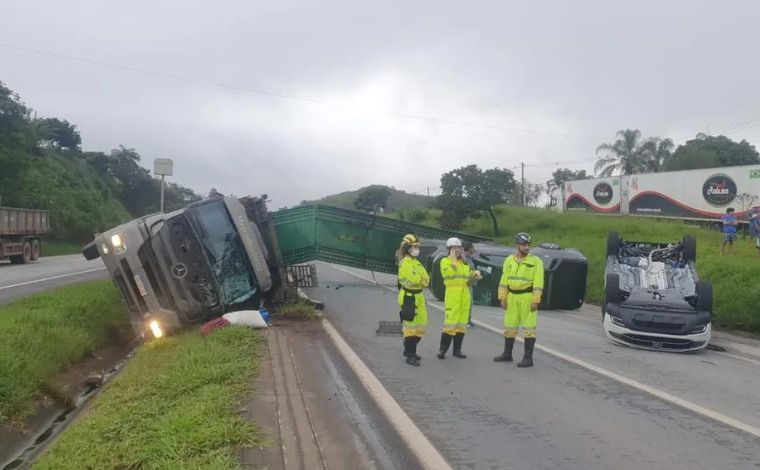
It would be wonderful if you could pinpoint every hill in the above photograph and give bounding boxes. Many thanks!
[0,81,201,244]
[300,185,433,211]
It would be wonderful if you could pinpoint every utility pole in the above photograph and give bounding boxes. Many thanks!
[427,186,430,197]
[521,162,525,206]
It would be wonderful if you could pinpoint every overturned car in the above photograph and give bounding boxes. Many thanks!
[603,231,712,352]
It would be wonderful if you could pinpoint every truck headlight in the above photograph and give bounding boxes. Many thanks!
[110,232,126,254]
[148,319,164,339]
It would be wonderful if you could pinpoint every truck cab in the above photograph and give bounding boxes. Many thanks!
[84,196,274,338]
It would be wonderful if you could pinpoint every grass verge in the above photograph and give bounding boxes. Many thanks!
[41,239,83,257]
[0,281,127,425]
[276,300,318,320]
[392,206,760,332]
[34,327,265,469]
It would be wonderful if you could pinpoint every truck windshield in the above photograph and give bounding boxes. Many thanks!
[190,200,258,306]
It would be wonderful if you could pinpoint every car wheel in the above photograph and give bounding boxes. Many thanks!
[696,280,713,312]
[683,234,697,262]
[607,231,621,257]
[604,273,620,320]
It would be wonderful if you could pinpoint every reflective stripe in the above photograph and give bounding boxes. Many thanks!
[442,274,469,280]
[508,276,533,282]
[504,327,519,338]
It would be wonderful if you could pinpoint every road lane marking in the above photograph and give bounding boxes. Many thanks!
[327,264,760,441]
[322,319,452,470]
[0,267,106,291]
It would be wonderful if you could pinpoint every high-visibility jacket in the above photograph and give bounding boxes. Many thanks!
[497,254,544,304]
[440,256,472,335]
[397,256,429,337]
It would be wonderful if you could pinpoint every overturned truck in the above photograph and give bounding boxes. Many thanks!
[83,197,588,339]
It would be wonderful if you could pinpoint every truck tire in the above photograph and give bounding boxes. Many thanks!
[607,231,621,257]
[696,280,713,312]
[11,242,33,264]
[31,239,41,260]
[603,273,620,319]
[429,254,446,301]
[683,234,697,262]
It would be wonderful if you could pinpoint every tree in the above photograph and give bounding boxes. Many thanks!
[436,165,516,235]
[0,81,34,200]
[515,182,543,207]
[37,118,81,150]
[208,188,225,198]
[546,168,588,195]
[594,129,672,176]
[664,134,760,171]
[355,185,392,213]
[735,193,760,212]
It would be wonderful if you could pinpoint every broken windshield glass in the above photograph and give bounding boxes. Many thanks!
[190,200,258,306]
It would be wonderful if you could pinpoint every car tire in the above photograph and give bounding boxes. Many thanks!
[607,231,621,257]
[683,234,697,262]
[696,280,713,312]
[429,254,446,301]
[604,273,620,319]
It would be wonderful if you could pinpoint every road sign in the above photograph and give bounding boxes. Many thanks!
[154,158,173,176]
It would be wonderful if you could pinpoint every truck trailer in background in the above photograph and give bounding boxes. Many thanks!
[558,164,760,223]
[0,205,50,264]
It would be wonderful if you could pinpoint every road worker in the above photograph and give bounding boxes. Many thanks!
[494,232,544,368]
[437,237,481,359]
[397,234,429,366]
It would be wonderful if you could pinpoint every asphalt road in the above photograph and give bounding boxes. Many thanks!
[308,262,760,470]
[0,255,107,304]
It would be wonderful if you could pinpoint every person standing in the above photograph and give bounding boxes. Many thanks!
[397,234,429,366]
[437,238,480,359]
[720,207,738,256]
[493,232,544,368]
[463,241,478,328]
[751,211,760,256]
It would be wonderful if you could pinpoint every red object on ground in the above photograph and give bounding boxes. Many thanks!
[200,317,231,336]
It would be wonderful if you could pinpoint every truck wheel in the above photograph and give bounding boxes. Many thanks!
[22,241,32,264]
[683,235,697,262]
[603,273,620,320]
[31,239,41,260]
[607,231,621,257]
[696,280,713,312]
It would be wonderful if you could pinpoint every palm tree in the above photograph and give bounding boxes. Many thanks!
[642,137,674,172]
[595,129,654,177]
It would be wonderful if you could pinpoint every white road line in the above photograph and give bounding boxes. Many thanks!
[0,267,106,290]
[322,319,452,470]
[327,264,760,441]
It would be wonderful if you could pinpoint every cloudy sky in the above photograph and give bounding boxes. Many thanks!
[2,1,760,207]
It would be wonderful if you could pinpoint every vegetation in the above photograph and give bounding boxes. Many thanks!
[664,133,760,171]
[35,327,264,469]
[355,185,392,213]
[595,129,675,176]
[276,301,318,320]
[300,184,432,211]
[0,281,127,425]
[0,81,201,244]
[436,164,517,235]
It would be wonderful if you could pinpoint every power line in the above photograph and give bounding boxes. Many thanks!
[0,41,607,140]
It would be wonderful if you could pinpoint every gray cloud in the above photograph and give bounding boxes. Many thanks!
[2,0,759,207]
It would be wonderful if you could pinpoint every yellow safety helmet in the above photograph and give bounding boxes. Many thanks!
[402,234,420,246]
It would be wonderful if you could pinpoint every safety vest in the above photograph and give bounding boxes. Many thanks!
[398,256,430,291]
[440,256,471,288]
[498,254,544,303]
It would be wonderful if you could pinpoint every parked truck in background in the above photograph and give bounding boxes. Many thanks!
[553,164,760,225]
[0,204,49,264]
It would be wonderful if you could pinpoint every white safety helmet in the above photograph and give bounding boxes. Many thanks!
[446,237,463,248]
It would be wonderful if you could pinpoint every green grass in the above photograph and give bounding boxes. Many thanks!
[0,281,128,425]
[41,239,83,257]
[276,300,318,320]
[34,327,265,469]
[398,206,760,332]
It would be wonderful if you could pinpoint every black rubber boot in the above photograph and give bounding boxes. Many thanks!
[412,336,422,360]
[452,333,467,358]
[406,355,420,366]
[437,333,453,359]
[493,337,515,362]
[402,337,412,358]
[517,338,535,368]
